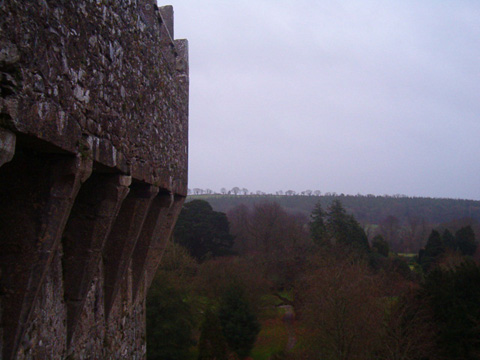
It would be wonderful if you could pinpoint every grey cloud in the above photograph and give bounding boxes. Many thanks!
[165,0,480,199]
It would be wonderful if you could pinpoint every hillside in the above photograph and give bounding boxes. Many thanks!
[187,194,480,226]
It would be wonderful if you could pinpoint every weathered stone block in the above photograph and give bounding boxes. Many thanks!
[0,128,15,166]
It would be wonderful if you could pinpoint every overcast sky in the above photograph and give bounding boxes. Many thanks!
[161,0,480,200]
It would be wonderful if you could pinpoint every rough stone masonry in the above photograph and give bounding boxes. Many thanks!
[0,1,188,359]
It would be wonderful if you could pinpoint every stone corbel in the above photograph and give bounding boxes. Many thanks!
[62,173,131,346]
[102,182,159,319]
[130,190,174,300]
[142,194,185,296]
[0,152,92,360]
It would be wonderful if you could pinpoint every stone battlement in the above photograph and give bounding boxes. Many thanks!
[0,1,188,359]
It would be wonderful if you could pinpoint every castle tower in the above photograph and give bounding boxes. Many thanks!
[0,2,188,358]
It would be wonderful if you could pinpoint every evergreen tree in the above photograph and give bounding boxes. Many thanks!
[197,308,228,360]
[424,230,444,258]
[344,214,370,251]
[421,260,480,359]
[325,199,348,242]
[371,234,389,257]
[309,201,327,246]
[218,283,260,358]
[442,229,456,251]
[455,225,477,256]
[325,200,369,251]
[419,230,445,272]
[174,200,235,261]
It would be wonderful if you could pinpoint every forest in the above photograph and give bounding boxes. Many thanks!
[189,193,480,253]
[146,197,480,360]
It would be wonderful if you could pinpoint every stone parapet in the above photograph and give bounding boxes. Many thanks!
[0,0,188,194]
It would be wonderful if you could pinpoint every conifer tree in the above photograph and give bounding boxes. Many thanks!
[425,230,444,258]
[371,234,389,257]
[309,201,327,246]
[455,225,477,256]
[325,200,369,251]
[442,229,456,251]
[421,260,480,359]
[419,230,445,272]
[174,200,235,261]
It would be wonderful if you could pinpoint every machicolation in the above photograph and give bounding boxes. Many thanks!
[0,1,188,359]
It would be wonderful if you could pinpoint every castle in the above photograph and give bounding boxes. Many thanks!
[0,1,188,358]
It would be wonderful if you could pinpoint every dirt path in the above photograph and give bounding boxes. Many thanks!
[279,305,296,351]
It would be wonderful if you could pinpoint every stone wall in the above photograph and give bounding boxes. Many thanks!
[0,1,188,359]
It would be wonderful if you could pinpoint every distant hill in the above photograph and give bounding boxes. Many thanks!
[187,194,480,226]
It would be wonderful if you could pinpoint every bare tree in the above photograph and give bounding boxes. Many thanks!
[377,291,437,360]
[231,187,240,195]
[380,215,401,252]
[247,201,308,255]
[241,188,249,195]
[403,216,423,253]
[227,204,252,254]
[220,187,227,195]
[297,255,383,360]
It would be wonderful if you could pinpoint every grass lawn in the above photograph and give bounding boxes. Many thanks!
[398,252,417,258]
[251,318,288,360]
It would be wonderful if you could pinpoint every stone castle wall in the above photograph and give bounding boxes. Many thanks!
[0,1,188,359]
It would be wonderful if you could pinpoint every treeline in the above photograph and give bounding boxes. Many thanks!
[188,193,480,224]
[188,194,480,253]
[146,198,480,360]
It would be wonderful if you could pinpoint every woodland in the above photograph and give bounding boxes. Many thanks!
[146,196,480,360]
[190,193,480,253]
